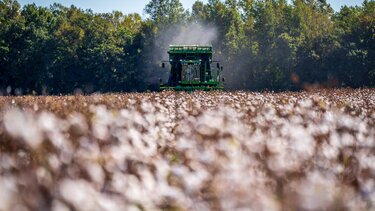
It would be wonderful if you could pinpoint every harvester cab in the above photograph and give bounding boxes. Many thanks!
[160,45,224,91]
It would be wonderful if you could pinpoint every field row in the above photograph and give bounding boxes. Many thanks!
[0,89,374,210]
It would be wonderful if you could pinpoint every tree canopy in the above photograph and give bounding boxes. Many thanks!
[0,0,374,94]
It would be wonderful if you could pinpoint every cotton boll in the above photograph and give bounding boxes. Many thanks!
[0,177,17,211]
[123,175,145,203]
[0,155,16,171]
[266,137,287,155]
[86,163,105,187]
[321,143,339,160]
[37,111,58,132]
[59,179,98,211]
[289,126,316,158]
[36,167,52,186]
[91,105,112,140]
[48,154,61,172]
[52,200,70,211]
[295,171,337,210]
[341,133,355,146]
[4,108,43,149]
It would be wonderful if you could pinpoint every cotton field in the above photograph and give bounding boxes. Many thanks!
[0,89,374,211]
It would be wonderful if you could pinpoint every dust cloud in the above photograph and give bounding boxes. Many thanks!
[156,22,218,58]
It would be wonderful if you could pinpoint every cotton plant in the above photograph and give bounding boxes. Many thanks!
[0,89,374,210]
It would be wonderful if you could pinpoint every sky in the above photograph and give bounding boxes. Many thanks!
[17,0,364,15]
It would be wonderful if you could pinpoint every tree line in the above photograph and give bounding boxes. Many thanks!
[0,0,374,94]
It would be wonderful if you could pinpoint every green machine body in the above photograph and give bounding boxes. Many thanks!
[160,45,224,91]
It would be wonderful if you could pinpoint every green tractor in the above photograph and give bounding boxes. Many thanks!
[160,45,224,91]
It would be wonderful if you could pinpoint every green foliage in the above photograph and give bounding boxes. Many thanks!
[0,0,374,93]
[0,1,146,94]
[144,0,187,27]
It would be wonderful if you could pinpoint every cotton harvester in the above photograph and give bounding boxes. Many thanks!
[160,45,224,91]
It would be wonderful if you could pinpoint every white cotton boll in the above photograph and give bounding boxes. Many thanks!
[93,124,108,140]
[86,163,105,187]
[267,153,298,174]
[329,132,342,148]
[315,123,330,135]
[172,165,188,178]
[128,128,144,148]
[0,177,17,211]
[255,192,281,211]
[358,121,368,134]
[145,113,156,127]
[36,167,52,186]
[195,111,225,129]
[357,152,375,170]
[296,171,337,210]
[333,164,344,174]
[60,148,74,164]
[59,179,98,211]
[321,143,339,160]
[221,138,242,158]
[324,111,335,123]
[130,111,148,128]
[48,154,61,172]
[38,111,58,132]
[290,127,315,157]
[141,101,155,114]
[368,189,375,208]
[12,204,29,211]
[115,110,128,127]
[196,123,219,137]
[4,108,43,149]
[60,179,127,211]
[38,112,72,150]
[338,115,358,131]
[359,179,375,195]
[111,173,127,193]
[341,133,355,146]
[91,105,112,140]
[77,138,101,162]
[266,125,315,174]
[0,155,15,171]
[48,132,70,150]
[266,137,287,155]
[139,168,156,191]
[300,99,313,108]
[124,175,144,202]
[176,163,210,193]
[52,200,70,211]
[244,129,267,153]
[289,115,303,124]
[191,202,210,211]
[95,193,128,211]
[197,149,215,164]
[141,136,158,157]
[190,170,210,190]
[153,159,171,181]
